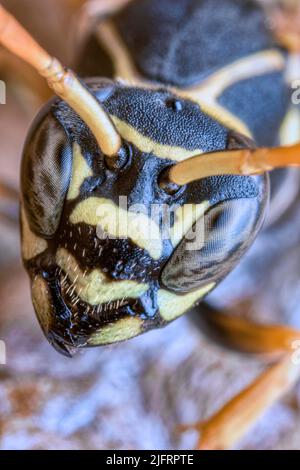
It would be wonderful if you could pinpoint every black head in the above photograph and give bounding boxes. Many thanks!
[21,79,268,355]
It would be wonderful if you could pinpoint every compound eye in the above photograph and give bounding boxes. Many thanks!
[161,197,264,293]
[21,109,72,238]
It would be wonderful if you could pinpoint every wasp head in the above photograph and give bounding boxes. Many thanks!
[21,79,268,355]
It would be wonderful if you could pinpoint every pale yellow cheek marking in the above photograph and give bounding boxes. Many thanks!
[56,248,149,305]
[158,283,215,322]
[170,201,209,248]
[31,275,52,333]
[67,143,93,200]
[21,207,48,260]
[111,116,202,162]
[88,317,143,345]
[70,197,163,260]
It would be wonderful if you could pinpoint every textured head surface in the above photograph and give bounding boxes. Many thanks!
[75,0,288,150]
[21,79,268,355]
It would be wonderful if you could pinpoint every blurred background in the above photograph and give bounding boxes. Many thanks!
[0,0,300,450]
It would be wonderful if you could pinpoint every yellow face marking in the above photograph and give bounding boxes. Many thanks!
[194,101,252,138]
[111,116,202,161]
[31,275,52,333]
[95,34,284,148]
[70,197,163,260]
[158,283,215,322]
[96,19,140,82]
[170,201,209,248]
[56,248,149,305]
[21,207,48,260]
[67,143,93,200]
[93,28,284,142]
[88,317,143,345]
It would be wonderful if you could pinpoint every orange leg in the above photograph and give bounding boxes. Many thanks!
[183,352,300,450]
[203,306,300,355]
[182,309,300,449]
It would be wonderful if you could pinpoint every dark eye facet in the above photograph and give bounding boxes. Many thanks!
[161,195,266,293]
[21,109,72,238]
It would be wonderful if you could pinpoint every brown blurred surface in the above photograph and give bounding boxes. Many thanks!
[0,0,300,450]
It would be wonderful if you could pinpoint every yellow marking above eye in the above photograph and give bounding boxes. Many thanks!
[158,283,215,322]
[21,207,48,260]
[69,197,163,260]
[56,248,149,305]
[67,143,93,200]
[70,197,212,259]
[110,116,203,161]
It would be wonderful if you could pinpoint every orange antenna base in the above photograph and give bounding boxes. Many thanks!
[166,143,300,186]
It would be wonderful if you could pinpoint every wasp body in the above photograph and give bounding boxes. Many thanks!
[1,0,300,452]
[77,0,289,146]
[19,0,296,356]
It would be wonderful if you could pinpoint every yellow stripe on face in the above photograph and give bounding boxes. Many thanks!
[195,100,252,138]
[70,197,163,260]
[88,317,143,345]
[111,116,203,161]
[67,143,93,200]
[56,248,149,305]
[158,283,215,322]
[21,207,48,260]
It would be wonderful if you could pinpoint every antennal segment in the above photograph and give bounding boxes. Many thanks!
[161,143,300,187]
[0,5,121,158]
